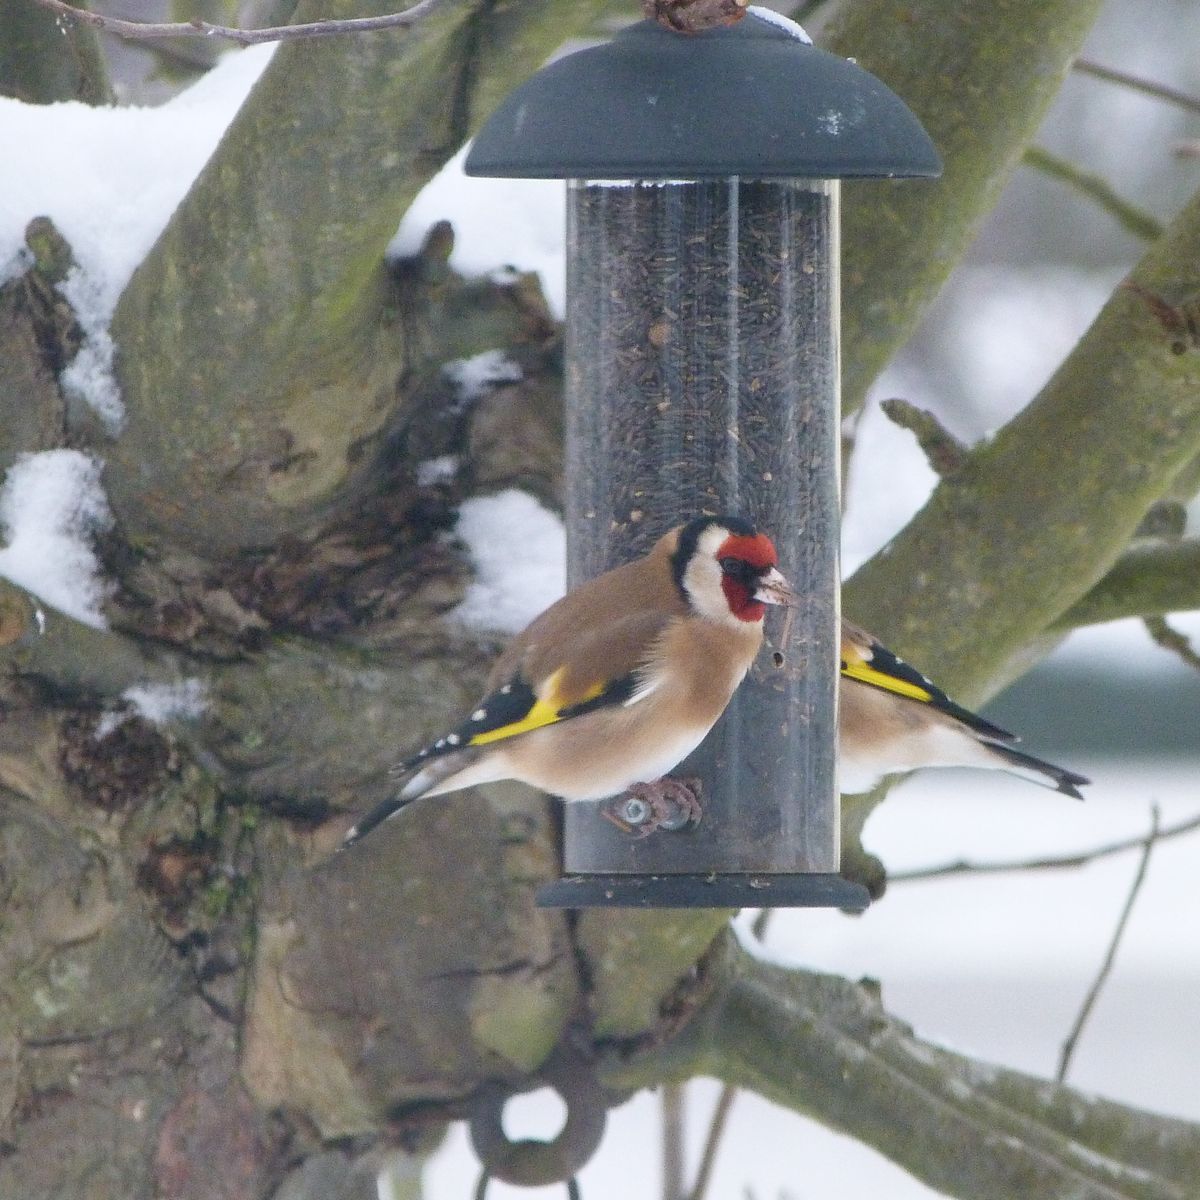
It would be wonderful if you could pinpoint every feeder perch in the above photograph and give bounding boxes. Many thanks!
[465,11,939,909]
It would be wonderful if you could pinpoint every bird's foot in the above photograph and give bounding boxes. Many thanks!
[601,777,703,838]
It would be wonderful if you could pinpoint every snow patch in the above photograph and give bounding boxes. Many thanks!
[125,679,209,725]
[443,350,524,407]
[747,6,813,43]
[0,43,276,433]
[96,678,209,739]
[58,268,125,431]
[450,490,565,635]
[0,450,113,629]
[817,109,844,136]
[416,455,459,487]
[389,143,566,317]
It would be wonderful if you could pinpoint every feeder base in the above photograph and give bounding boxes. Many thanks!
[536,872,869,910]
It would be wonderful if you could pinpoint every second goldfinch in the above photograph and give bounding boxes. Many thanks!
[839,619,1087,798]
[343,513,1085,847]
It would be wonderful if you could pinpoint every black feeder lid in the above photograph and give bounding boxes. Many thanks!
[464,11,941,180]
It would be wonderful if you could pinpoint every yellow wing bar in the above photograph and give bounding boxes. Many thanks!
[467,669,606,747]
[840,658,933,704]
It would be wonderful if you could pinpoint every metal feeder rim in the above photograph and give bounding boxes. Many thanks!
[536,872,871,910]
[464,13,940,181]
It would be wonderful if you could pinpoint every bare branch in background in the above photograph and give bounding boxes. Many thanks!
[1056,804,1161,1082]
[613,936,1200,1198]
[891,808,1200,883]
[687,1084,737,1200]
[660,1082,686,1200]
[1023,145,1165,242]
[1073,57,1200,116]
[30,0,461,45]
[1144,615,1200,672]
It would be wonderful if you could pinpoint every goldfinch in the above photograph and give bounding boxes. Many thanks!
[343,515,792,845]
[343,513,1086,847]
[839,620,1088,798]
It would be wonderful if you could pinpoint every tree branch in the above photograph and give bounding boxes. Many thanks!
[30,0,463,46]
[686,1082,736,1200]
[845,184,1200,709]
[609,937,1200,1200]
[1057,804,1160,1082]
[1050,540,1200,631]
[829,0,1108,412]
[0,579,173,698]
[1023,145,1164,242]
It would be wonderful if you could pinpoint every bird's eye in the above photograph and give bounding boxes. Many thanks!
[719,557,742,576]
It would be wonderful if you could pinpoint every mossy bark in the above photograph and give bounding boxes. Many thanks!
[608,938,1200,1200]
[844,186,1200,702]
[1053,540,1200,630]
[104,0,609,557]
[0,0,111,105]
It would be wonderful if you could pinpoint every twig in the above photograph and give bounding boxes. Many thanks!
[1023,145,1164,242]
[30,0,460,46]
[661,1082,686,1200]
[1056,803,1160,1082]
[890,808,1200,883]
[1073,57,1200,117]
[687,1084,737,1200]
[686,908,773,1200]
[879,398,969,477]
[1144,615,1200,672]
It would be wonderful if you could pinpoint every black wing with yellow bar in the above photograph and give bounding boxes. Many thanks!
[840,636,1016,742]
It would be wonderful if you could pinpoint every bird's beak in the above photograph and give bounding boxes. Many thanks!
[754,566,797,607]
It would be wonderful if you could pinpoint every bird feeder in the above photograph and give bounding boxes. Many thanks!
[465,10,939,909]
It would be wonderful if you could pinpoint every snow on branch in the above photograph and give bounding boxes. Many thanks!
[0,450,113,629]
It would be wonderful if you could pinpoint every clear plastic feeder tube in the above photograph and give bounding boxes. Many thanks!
[562,177,841,878]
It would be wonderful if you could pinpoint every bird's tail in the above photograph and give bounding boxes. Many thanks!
[340,746,493,849]
[985,742,1089,799]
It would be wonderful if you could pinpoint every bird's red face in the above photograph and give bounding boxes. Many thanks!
[716,531,793,622]
[673,515,796,627]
